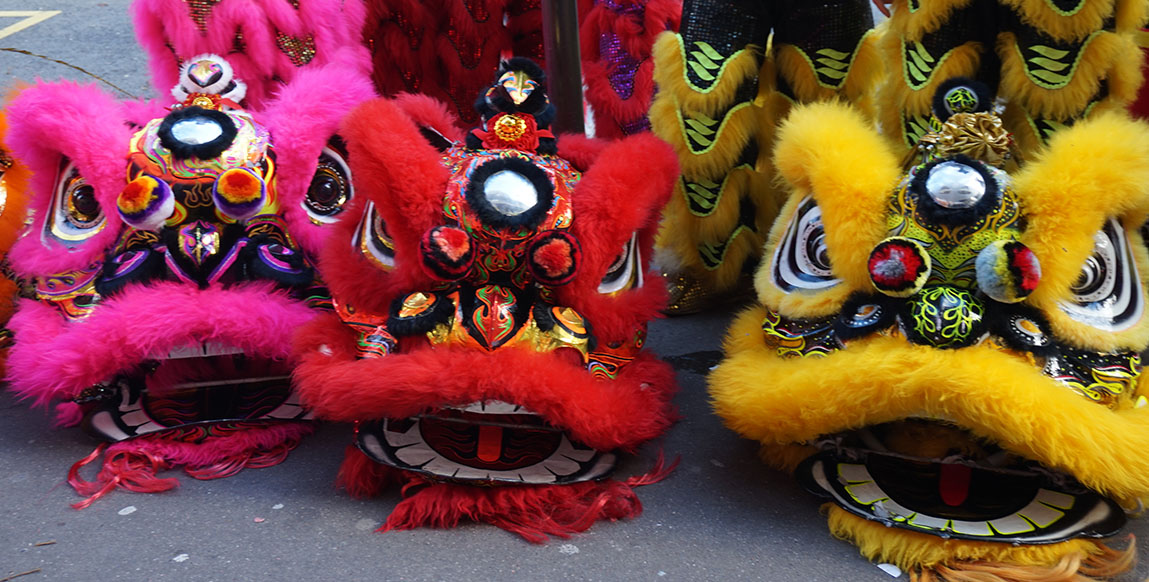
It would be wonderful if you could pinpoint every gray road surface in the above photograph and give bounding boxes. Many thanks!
[1,2,1147,581]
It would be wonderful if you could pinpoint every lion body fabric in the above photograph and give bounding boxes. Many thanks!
[711,100,1149,580]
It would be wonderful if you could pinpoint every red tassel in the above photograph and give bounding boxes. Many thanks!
[376,454,678,543]
[66,422,311,507]
[68,444,179,510]
[336,445,397,498]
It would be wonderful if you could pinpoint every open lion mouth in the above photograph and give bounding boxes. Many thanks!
[797,420,1126,543]
[77,344,310,442]
[356,400,616,485]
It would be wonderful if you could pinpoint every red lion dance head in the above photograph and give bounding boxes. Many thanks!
[2,0,373,507]
[293,60,680,542]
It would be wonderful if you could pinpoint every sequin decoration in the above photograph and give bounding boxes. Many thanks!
[600,31,640,101]
[1044,348,1142,409]
[36,262,102,320]
[182,0,223,33]
[275,33,317,67]
[761,308,841,358]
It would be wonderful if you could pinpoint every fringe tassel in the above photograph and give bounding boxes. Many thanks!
[910,535,1137,582]
[380,453,678,543]
[66,421,312,509]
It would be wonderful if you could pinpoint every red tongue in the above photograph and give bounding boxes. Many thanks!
[477,425,503,463]
[939,463,972,506]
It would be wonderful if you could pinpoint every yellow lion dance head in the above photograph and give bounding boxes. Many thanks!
[711,92,1149,581]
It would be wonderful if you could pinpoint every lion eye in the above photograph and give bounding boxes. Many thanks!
[302,138,352,224]
[351,202,394,271]
[770,196,840,292]
[44,159,106,247]
[1059,218,1144,332]
[598,232,643,295]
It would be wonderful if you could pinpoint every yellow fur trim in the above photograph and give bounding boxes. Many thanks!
[756,102,900,317]
[651,32,763,117]
[774,30,884,107]
[1116,0,1149,32]
[711,307,1149,501]
[827,507,1135,577]
[876,23,983,151]
[657,168,779,291]
[1015,112,1149,351]
[649,93,770,182]
[997,30,1135,120]
[999,0,1119,43]
[891,0,977,41]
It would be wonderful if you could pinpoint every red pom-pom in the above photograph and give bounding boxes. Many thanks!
[868,237,931,297]
[528,231,580,286]
[420,226,474,280]
[1006,243,1041,293]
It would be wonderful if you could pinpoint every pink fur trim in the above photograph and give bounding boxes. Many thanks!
[6,82,131,276]
[132,0,369,109]
[7,282,315,406]
[260,49,378,253]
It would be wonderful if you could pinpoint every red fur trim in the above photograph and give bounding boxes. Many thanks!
[556,133,677,340]
[376,453,676,543]
[579,0,680,138]
[295,344,676,451]
[320,98,452,313]
[392,93,465,142]
[67,422,312,509]
[556,133,610,172]
[336,444,399,498]
[366,0,517,124]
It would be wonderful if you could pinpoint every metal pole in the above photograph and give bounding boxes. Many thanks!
[541,0,584,136]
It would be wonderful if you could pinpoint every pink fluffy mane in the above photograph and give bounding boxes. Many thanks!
[132,0,370,108]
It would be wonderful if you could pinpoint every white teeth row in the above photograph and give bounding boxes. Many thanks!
[86,385,311,442]
[370,416,613,485]
[165,341,245,359]
[446,400,533,415]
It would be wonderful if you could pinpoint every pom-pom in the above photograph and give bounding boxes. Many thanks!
[976,240,1041,303]
[420,226,474,281]
[117,175,174,231]
[868,237,931,297]
[528,230,581,286]
[212,167,266,220]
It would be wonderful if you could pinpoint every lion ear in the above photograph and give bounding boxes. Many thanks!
[1016,112,1149,350]
[760,103,901,310]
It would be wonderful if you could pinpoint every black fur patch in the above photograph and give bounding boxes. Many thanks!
[465,157,554,230]
[388,291,456,337]
[158,106,238,160]
[833,293,901,341]
[984,302,1058,357]
[95,247,165,297]
[242,240,313,288]
[909,155,1000,227]
[931,77,993,121]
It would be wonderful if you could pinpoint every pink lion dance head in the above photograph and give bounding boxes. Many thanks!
[3,0,373,507]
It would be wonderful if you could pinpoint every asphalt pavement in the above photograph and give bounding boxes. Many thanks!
[1,2,1148,581]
